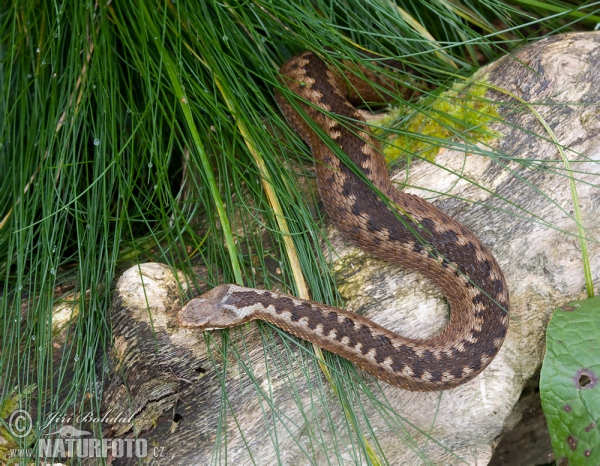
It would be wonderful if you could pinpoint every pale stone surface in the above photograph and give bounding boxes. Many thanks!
[323,31,600,464]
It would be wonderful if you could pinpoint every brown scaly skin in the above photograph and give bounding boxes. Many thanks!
[179,52,509,391]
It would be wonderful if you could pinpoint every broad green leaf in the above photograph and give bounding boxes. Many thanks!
[540,296,600,464]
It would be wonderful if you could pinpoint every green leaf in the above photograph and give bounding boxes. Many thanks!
[540,296,600,464]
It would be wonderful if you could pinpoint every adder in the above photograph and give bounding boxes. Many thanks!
[179,51,510,391]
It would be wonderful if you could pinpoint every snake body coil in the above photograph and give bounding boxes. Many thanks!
[179,52,509,391]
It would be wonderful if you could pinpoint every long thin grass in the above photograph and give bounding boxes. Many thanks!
[1,0,598,464]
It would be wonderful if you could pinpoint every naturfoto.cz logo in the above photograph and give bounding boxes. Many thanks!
[8,410,150,460]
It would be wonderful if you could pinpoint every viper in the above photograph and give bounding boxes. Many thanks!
[178,51,509,391]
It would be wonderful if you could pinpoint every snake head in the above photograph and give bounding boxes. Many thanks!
[178,284,251,330]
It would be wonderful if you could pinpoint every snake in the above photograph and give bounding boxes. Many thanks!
[178,51,510,391]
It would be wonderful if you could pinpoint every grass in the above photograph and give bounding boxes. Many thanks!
[1,0,598,464]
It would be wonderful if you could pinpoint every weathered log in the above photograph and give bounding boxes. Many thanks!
[103,32,600,464]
